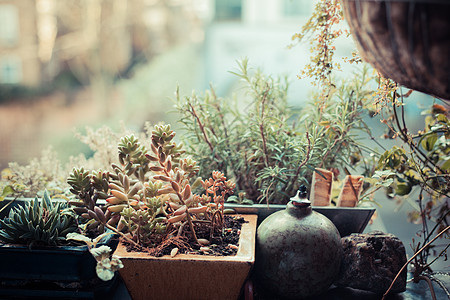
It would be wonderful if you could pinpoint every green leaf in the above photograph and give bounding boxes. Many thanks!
[436,113,449,123]
[372,170,396,179]
[19,209,27,225]
[0,231,15,243]
[31,200,39,224]
[421,132,438,152]
[375,178,394,188]
[363,177,379,185]
[66,232,93,247]
[226,195,239,203]
[0,185,15,201]
[42,190,53,210]
[242,199,255,205]
[395,182,412,196]
[404,170,421,181]
[441,159,450,171]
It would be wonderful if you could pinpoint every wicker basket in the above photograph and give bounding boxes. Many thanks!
[341,0,450,100]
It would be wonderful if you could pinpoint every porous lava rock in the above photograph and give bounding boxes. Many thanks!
[335,231,407,294]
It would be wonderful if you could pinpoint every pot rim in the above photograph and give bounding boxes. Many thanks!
[114,214,257,263]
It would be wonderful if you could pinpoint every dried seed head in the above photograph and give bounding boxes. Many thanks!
[170,247,179,258]
[200,246,210,252]
[198,238,210,246]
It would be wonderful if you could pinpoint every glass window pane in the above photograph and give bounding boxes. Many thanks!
[215,0,242,21]
[0,5,19,46]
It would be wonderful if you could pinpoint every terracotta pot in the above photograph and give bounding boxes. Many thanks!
[341,0,450,100]
[114,214,257,300]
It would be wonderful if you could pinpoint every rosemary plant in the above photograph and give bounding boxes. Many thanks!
[175,59,377,204]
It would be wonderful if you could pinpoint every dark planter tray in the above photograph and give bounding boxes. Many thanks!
[0,243,99,282]
[0,197,118,284]
[0,198,28,219]
[224,203,375,237]
[0,274,119,300]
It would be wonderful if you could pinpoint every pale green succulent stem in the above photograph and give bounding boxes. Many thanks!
[105,223,141,249]
[173,188,199,244]
[160,161,200,245]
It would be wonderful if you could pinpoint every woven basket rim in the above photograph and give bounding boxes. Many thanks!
[342,0,449,4]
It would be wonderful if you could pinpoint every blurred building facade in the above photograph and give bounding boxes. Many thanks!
[0,0,317,169]
[0,0,40,86]
[0,0,207,169]
[0,0,206,89]
[0,0,316,94]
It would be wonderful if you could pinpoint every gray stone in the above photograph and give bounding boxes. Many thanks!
[335,231,407,294]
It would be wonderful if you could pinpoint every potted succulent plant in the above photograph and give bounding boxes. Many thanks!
[66,124,257,300]
[0,190,120,299]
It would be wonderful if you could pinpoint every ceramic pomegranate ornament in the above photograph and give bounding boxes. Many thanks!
[255,186,343,299]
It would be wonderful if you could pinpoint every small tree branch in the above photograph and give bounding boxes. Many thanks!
[382,226,450,299]
[286,132,312,196]
[415,276,437,300]
[258,87,270,167]
[392,94,444,174]
[188,102,214,152]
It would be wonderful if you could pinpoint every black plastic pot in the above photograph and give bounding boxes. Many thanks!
[0,197,119,298]
[0,198,27,219]
[224,203,375,237]
[0,243,100,282]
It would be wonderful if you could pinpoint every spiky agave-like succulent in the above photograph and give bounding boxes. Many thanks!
[0,190,78,246]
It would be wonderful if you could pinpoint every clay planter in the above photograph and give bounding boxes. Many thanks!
[341,0,450,100]
[224,203,375,237]
[114,214,257,300]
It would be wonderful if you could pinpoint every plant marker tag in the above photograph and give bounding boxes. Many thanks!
[310,168,334,206]
[337,175,364,207]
